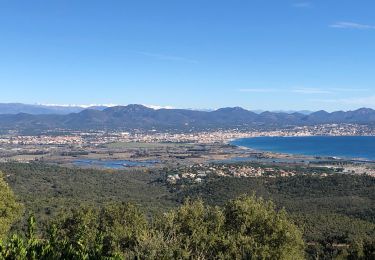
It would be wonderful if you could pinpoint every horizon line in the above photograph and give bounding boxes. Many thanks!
[0,102,374,114]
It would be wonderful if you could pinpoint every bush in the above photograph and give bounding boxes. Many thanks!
[0,172,22,240]
[1,195,306,259]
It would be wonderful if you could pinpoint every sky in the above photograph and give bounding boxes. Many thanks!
[0,0,375,111]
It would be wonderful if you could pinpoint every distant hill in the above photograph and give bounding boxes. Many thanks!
[0,104,374,133]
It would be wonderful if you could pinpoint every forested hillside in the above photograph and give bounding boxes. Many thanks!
[0,162,374,259]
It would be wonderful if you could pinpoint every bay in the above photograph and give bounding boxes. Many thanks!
[231,136,375,161]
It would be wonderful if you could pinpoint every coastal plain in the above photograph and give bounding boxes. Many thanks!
[1,125,375,258]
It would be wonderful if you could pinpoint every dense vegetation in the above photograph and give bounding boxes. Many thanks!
[0,173,22,240]
[0,162,175,224]
[174,172,375,258]
[1,180,304,259]
[0,162,374,259]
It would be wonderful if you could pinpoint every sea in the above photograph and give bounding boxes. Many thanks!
[231,136,375,161]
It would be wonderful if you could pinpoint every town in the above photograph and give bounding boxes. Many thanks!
[1,123,374,146]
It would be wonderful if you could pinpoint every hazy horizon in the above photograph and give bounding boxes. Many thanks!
[0,102,374,113]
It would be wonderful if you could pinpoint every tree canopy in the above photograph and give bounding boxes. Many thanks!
[0,195,305,259]
[0,172,22,240]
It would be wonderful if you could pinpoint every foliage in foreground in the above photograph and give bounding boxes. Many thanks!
[2,163,375,259]
[0,172,22,240]
[0,195,305,259]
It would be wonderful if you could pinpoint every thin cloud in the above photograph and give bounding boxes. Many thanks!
[310,96,375,107]
[330,22,375,30]
[137,51,198,63]
[239,87,369,95]
[330,87,369,92]
[292,2,312,8]
[238,88,278,93]
[292,88,332,94]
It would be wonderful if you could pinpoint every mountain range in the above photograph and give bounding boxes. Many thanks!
[0,103,313,115]
[0,104,374,133]
[0,103,109,115]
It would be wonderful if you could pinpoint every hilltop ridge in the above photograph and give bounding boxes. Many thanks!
[0,104,374,132]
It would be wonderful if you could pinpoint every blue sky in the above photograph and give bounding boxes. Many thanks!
[1,0,375,111]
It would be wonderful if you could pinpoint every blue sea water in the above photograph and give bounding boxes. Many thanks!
[231,136,375,161]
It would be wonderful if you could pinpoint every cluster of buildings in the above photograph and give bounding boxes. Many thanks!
[0,135,83,145]
[166,163,300,185]
[166,161,375,186]
[109,124,375,143]
[323,164,375,178]
[0,123,374,146]
[101,131,255,144]
[275,124,375,137]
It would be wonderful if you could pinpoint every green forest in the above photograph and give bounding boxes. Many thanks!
[0,162,374,259]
